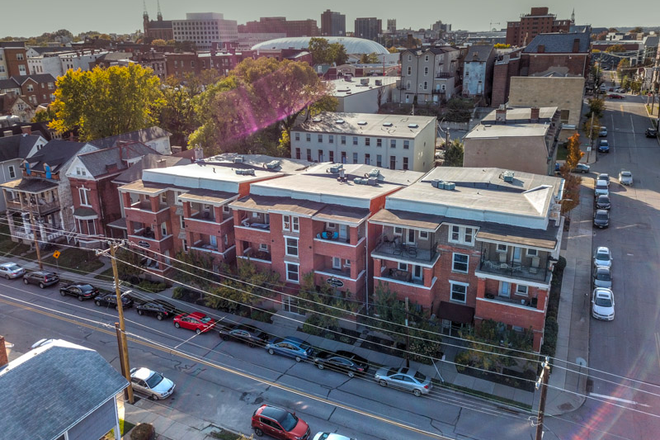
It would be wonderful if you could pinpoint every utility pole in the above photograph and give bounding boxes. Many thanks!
[27,197,43,270]
[535,357,551,440]
[405,297,410,368]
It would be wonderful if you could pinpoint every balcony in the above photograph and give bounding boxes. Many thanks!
[238,217,270,231]
[189,210,217,223]
[435,72,451,79]
[371,237,440,265]
[129,200,168,212]
[241,247,272,263]
[378,268,425,286]
[432,89,446,94]
[477,258,549,283]
[6,198,61,215]
[483,292,538,310]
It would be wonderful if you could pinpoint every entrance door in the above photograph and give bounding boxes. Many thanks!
[412,265,423,282]
[339,224,348,242]
[500,281,511,298]
[513,247,522,262]
[407,229,415,245]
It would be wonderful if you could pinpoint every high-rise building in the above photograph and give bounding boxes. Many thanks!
[238,17,319,37]
[386,19,396,34]
[172,13,239,50]
[321,10,346,36]
[354,17,382,41]
[505,7,572,47]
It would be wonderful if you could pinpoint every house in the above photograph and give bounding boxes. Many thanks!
[65,142,162,247]
[0,74,57,107]
[118,154,311,278]
[231,163,424,303]
[0,339,129,440]
[0,93,34,122]
[290,112,436,172]
[397,45,463,103]
[328,76,398,113]
[462,45,496,103]
[463,106,561,176]
[1,139,97,245]
[368,167,564,351]
[508,75,585,126]
[0,133,47,210]
[0,42,29,78]
[89,126,172,155]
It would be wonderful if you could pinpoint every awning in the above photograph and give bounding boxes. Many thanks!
[369,209,441,232]
[107,218,127,230]
[73,207,98,219]
[178,189,237,205]
[436,301,474,324]
[230,195,323,216]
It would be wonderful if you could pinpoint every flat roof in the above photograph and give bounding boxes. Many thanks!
[328,77,398,98]
[466,107,558,139]
[293,112,436,138]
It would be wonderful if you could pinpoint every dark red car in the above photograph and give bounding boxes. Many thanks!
[173,312,215,334]
[608,94,624,99]
[251,404,310,440]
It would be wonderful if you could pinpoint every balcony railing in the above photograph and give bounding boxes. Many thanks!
[379,268,425,286]
[435,72,452,79]
[239,218,270,231]
[6,199,61,215]
[315,231,352,244]
[477,258,549,283]
[130,200,168,212]
[243,247,272,262]
[484,292,539,310]
[371,235,440,264]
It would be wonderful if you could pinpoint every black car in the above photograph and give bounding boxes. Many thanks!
[218,323,268,347]
[23,271,59,289]
[136,300,178,320]
[313,350,370,378]
[595,195,611,210]
[646,128,658,138]
[94,293,134,309]
[593,209,610,229]
[59,283,100,301]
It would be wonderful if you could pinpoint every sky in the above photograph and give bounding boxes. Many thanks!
[2,0,658,38]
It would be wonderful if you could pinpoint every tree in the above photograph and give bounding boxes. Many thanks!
[493,43,511,49]
[359,52,380,64]
[298,273,358,335]
[151,39,167,46]
[605,44,626,53]
[159,76,202,146]
[387,46,399,54]
[328,43,348,65]
[583,117,602,144]
[559,133,582,216]
[586,97,605,119]
[630,26,643,34]
[443,139,464,166]
[49,64,163,141]
[621,75,631,90]
[307,38,348,65]
[33,107,57,123]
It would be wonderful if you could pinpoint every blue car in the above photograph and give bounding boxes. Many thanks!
[265,337,314,362]
[598,140,610,153]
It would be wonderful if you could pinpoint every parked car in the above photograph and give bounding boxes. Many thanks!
[313,350,370,378]
[265,337,315,362]
[595,195,611,210]
[94,293,134,309]
[599,126,608,137]
[646,127,658,138]
[59,283,100,301]
[0,262,25,279]
[593,209,610,229]
[312,433,354,440]
[594,246,613,269]
[594,180,609,198]
[593,266,613,289]
[608,93,624,99]
[251,404,311,440]
[23,271,59,288]
[218,323,268,347]
[573,163,591,173]
[173,312,215,334]
[136,300,178,321]
[619,170,633,186]
[374,366,433,397]
[598,140,610,153]
[130,367,175,400]
[597,173,610,186]
[592,288,615,321]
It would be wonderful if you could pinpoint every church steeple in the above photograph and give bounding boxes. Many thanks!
[571,8,575,23]
[157,0,163,21]
[143,0,148,20]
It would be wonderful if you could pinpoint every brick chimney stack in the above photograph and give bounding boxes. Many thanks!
[0,335,9,368]
[495,105,507,123]
[530,107,540,122]
[21,125,31,135]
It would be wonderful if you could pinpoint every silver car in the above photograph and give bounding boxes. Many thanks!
[312,433,355,440]
[0,262,26,279]
[592,288,615,321]
[593,267,612,289]
[374,366,433,397]
[619,170,633,186]
[130,367,176,400]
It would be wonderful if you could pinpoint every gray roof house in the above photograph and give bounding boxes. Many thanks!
[89,126,172,155]
[0,133,47,210]
[0,339,128,440]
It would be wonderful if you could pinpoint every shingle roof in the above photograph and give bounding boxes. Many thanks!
[466,44,494,62]
[0,122,52,140]
[0,134,43,162]
[9,74,57,85]
[0,340,128,440]
[26,140,91,173]
[524,33,590,53]
[0,93,19,112]
[89,126,171,149]
[113,153,191,184]
[0,78,20,90]
[77,142,158,178]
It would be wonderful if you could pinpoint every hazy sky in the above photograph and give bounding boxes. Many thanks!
[2,0,657,38]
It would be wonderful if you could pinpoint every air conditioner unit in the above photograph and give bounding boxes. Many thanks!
[233,156,244,163]
[502,171,515,182]
[444,182,456,190]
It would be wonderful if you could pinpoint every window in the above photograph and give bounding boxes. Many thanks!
[424,67,429,76]
[285,237,298,257]
[286,262,299,283]
[390,139,396,149]
[365,137,370,146]
[292,216,299,232]
[450,281,468,303]
[223,205,231,214]
[161,222,168,236]
[364,153,370,164]
[8,165,15,179]
[449,225,476,245]
[160,193,167,204]
[306,133,311,142]
[332,257,341,269]
[403,140,410,149]
[318,134,323,142]
[329,135,334,144]
[408,54,412,62]
[424,55,429,62]
[376,138,382,147]
[353,152,358,164]
[79,188,91,207]
[407,66,412,76]
[353,136,358,145]
[516,285,529,296]
[389,156,396,169]
[16,53,24,60]
[398,262,408,271]
[283,215,291,231]
[452,253,469,273]
[329,151,334,162]
[341,151,346,163]
[419,231,429,240]
[345,259,351,267]
[394,226,403,235]
[306,149,312,161]
[403,157,409,170]
[526,248,538,257]
[560,110,570,123]
[376,155,382,167]
[294,133,300,141]
[497,244,508,252]
[27,84,34,92]
[340,136,346,145]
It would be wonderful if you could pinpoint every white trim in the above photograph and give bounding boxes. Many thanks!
[477,297,544,312]
[474,271,551,289]
[496,243,508,252]
[286,261,300,283]
[374,275,437,290]
[316,269,365,282]
[452,252,469,273]
[314,236,365,248]
[516,284,529,296]
[449,280,469,303]
[284,236,299,257]
[238,255,272,264]
[526,248,539,257]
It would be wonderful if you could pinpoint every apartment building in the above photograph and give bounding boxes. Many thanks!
[506,7,572,47]
[230,163,424,304]
[0,42,29,78]
[290,112,436,172]
[354,18,382,41]
[321,10,346,37]
[398,45,463,103]
[119,155,310,277]
[239,17,320,38]
[172,13,239,50]
[369,167,564,351]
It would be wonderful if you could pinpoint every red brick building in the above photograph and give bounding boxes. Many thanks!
[239,17,320,37]
[368,167,564,351]
[505,7,572,47]
[0,42,29,77]
[230,164,424,304]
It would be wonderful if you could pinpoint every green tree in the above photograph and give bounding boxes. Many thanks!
[387,46,399,54]
[33,107,57,123]
[328,43,348,65]
[621,75,631,90]
[443,139,464,167]
[308,37,332,64]
[630,26,643,34]
[159,76,201,146]
[49,64,163,141]
[605,44,626,53]
[493,43,511,49]
[359,52,380,64]
[298,273,358,335]
[115,247,144,283]
[586,97,605,119]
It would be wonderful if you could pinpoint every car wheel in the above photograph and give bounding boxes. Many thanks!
[39,282,45,289]
[4,275,9,280]
[137,309,144,316]
[151,394,159,401]
[77,295,84,302]
[379,379,387,387]
[254,428,264,437]
[156,313,164,321]
[95,300,102,306]
[23,278,29,285]
[295,356,302,363]
[413,389,422,397]
[317,363,325,370]
[348,371,355,378]
[195,328,201,335]
[268,348,275,355]
[175,322,180,328]
[221,334,229,341]
[60,290,66,296]
[248,341,255,348]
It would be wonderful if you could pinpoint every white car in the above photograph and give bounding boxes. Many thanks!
[0,262,26,279]
[594,180,609,198]
[592,288,615,321]
[599,127,608,137]
[619,170,633,186]
[130,367,175,400]
[594,246,612,269]
[312,433,355,440]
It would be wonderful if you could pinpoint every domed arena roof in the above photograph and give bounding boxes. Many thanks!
[252,36,389,55]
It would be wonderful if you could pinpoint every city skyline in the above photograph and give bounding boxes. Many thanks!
[2,0,658,39]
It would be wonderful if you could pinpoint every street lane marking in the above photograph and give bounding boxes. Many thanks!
[655,333,660,371]
[590,393,651,408]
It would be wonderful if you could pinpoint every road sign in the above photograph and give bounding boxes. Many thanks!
[326,277,344,288]
[138,240,151,248]
[53,251,61,259]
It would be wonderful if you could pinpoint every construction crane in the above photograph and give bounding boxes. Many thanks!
[489,22,501,31]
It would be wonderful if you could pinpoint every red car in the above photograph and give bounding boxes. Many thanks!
[173,312,216,334]
[251,405,310,440]
[608,94,624,99]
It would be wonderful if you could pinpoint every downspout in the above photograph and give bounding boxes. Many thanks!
[365,221,369,312]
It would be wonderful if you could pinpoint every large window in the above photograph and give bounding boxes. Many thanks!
[79,188,91,207]
[8,165,15,179]
[286,262,299,283]
[452,253,469,273]
[450,281,468,303]
[285,237,299,257]
[448,225,476,246]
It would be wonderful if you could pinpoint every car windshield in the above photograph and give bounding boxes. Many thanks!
[5,264,20,270]
[301,343,312,352]
[595,213,608,220]
[280,411,299,431]
[595,296,613,307]
[414,371,427,382]
[596,253,609,261]
[145,371,164,388]
[596,271,611,281]
[621,172,631,178]
[199,316,212,324]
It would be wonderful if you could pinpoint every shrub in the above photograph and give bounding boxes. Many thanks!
[302,314,324,335]
[172,286,185,299]
[541,317,559,358]
[251,308,275,324]
[555,256,567,271]
[130,423,155,440]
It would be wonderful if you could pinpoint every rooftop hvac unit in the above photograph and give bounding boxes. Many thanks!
[312,117,322,122]
[360,78,369,85]
[368,169,381,178]
[265,160,281,170]
[233,156,245,163]
[335,119,345,124]
[408,123,419,129]
[383,122,393,127]
[357,121,368,126]
[235,169,255,176]
[431,179,439,188]
[368,177,378,185]
[437,180,446,189]
[375,79,382,86]
[502,171,515,182]
[444,182,456,190]
[328,164,343,174]
[354,177,366,184]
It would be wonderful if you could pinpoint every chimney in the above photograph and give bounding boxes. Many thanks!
[495,105,507,123]
[537,44,545,53]
[530,107,540,122]
[21,125,31,135]
[0,335,9,369]
[3,130,13,137]
[572,38,580,53]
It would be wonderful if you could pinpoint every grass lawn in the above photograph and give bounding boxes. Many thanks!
[0,223,31,257]
[40,248,105,275]
[94,267,116,282]
[556,146,568,161]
